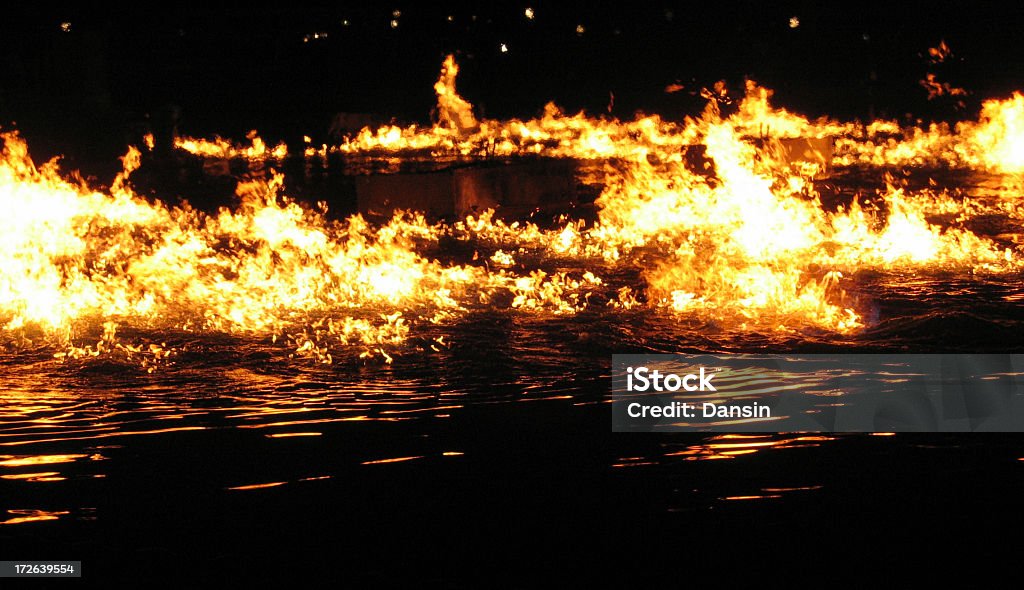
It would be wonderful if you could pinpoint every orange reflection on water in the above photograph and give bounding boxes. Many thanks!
[226,481,288,491]
[0,509,69,525]
[761,486,824,493]
[718,484,824,503]
[266,432,323,438]
[0,453,90,466]
[380,405,465,415]
[611,460,658,468]
[0,427,207,447]
[695,441,779,450]
[697,416,784,428]
[611,455,659,467]
[664,433,836,461]
[361,455,423,465]
[0,471,63,481]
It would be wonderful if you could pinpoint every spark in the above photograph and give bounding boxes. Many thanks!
[525,7,535,20]
[789,16,800,29]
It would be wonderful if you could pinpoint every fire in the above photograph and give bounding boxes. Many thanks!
[970,92,1024,173]
[928,40,953,64]
[920,73,968,103]
[175,130,288,160]
[434,54,479,136]
[834,92,1024,174]
[0,126,600,366]
[1,54,1021,366]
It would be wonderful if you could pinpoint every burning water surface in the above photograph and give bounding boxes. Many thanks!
[2,55,1022,371]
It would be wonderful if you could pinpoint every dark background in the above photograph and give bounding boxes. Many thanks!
[2,1,1024,165]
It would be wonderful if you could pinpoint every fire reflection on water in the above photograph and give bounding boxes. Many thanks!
[0,509,70,526]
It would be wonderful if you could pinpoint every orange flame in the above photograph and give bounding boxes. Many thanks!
[1,55,1021,367]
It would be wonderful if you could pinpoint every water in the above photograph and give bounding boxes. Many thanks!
[2,282,1023,583]
[2,167,1024,583]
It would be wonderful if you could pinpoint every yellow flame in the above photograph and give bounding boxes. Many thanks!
[175,130,287,160]
[834,92,1024,174]
[1,54,1021,366]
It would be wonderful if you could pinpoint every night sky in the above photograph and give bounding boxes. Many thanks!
[3,2,1024,162]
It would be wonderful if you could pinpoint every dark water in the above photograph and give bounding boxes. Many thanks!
[3,168,1024,584]
[2,288,1024,584]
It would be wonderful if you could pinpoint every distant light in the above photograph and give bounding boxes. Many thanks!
[664,9,674,22]
[392,9,401,18]
[862,33,870,42]
[789,16,800,29]
[525,7,535,20]
[303,31,328,43]
[342,19,350,27]
[446,15,454,22]
[60,21,72,33]
[390,19,399,29]
[500,42,508,53]
[576,24,586,35]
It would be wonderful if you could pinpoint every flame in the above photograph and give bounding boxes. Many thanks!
[970,93,1024,173]
[334,56,1019,331]
[434,55,479,136]
[0,126,601,365]
[1,54,1021,366]
[920,73,968,102]
[834,92,1024,174]
[928,40,952,64]
[175,130,287,160]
